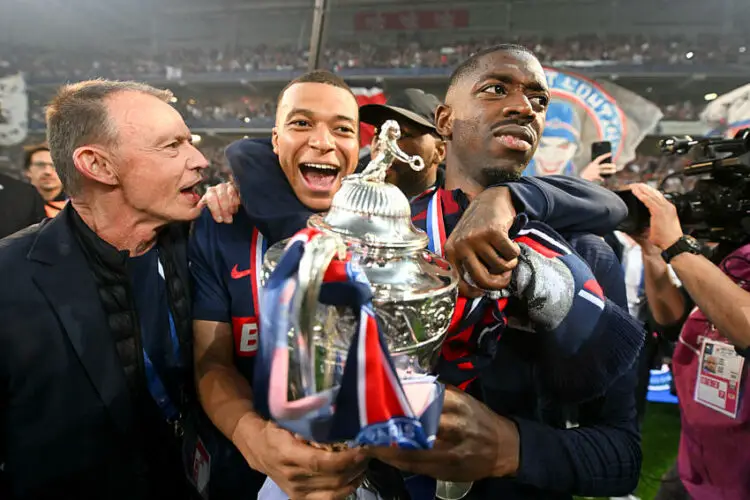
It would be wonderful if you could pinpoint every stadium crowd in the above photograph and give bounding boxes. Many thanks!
[2,33,749,82]
[26,93,703,127]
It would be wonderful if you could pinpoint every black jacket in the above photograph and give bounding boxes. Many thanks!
[0,173,45,239]
[0,205,192,499]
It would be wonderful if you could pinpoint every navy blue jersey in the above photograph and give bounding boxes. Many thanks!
[190,177,642,498]
[190,209,268,382]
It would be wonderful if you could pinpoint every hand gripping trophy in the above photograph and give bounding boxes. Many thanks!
[255,120,469,498]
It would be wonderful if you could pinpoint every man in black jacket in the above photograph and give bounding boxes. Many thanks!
[0,172,45,239]
[0,80,242,499]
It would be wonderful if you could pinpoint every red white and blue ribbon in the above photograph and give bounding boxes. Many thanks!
[426,188,446,256]
[253,228,444,449]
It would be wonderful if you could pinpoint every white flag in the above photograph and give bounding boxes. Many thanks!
[700,83,750,137]
[525,68,663,177]
[0,73,28,147]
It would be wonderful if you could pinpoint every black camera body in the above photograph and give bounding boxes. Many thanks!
[618,129,750,245]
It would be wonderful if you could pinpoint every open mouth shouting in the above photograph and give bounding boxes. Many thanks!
[180,179,203,204]
[299,162,341,192]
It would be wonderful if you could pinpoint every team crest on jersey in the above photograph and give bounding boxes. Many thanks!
[527,68,627,177]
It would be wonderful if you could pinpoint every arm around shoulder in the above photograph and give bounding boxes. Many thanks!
[495,176,627,235]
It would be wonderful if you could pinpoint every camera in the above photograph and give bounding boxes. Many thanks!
[617,129,750,244]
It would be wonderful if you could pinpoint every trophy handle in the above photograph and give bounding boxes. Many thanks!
[359,119,425,183]
[291,233,348,394]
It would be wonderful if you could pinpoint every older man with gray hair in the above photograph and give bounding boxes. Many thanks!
[0,80,244,500]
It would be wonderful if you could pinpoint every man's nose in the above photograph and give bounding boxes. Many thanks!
[188,144,209,170]
[308,125,335,152]
[503,93,535,120]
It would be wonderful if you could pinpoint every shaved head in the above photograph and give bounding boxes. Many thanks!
[436,49,550,195]
[446,44,536,103]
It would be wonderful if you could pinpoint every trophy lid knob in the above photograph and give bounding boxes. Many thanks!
[308,120,429,249]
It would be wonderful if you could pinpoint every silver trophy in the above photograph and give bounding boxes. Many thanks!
[262,120,470,499]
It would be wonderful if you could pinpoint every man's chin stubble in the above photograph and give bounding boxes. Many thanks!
[481,167,522,186]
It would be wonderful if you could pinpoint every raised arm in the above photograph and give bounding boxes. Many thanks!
[631,182,750,351]
[502,175,628,235]
[226,138,314,244]
[229,138,628,246]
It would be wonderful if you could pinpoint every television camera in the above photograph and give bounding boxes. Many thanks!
[617,128,750,245]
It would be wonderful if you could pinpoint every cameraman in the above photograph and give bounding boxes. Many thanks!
[629,182,749,500]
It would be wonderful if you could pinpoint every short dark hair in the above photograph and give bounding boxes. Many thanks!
[448,44,536,92]
[23,142,50,170]
[276,70,355,108]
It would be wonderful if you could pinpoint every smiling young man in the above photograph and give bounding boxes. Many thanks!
[270,78,357,211]
[190,71,368,500]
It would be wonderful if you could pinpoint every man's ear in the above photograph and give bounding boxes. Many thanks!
[433,137,447,166]
[435,104,453,140]
[271,127,280,155]
[72,146,119,187]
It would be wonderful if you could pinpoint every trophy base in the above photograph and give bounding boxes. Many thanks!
[435,481,473,500]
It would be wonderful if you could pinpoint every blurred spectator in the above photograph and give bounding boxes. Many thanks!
[197,144,232,187]
[24,93,707,132]
[22,143,67,218]
[609,154,696,193]
[661,100,701,120]
[2,33,749,81]
[172,95,276,125]
[0,172,45,239]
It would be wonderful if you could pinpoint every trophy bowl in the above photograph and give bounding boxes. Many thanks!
[261,120,458,396]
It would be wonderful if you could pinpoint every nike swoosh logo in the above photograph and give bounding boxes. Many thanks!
[231,264,252,280]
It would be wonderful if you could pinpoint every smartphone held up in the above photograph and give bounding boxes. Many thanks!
[591,141,613,178]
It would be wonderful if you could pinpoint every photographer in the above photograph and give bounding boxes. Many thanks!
[629,181,750,500]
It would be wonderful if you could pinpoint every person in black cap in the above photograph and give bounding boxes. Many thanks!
[360,88,445,200]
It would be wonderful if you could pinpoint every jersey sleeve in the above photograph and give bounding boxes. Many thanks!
[501,176,628,236]
[189,209,232,323]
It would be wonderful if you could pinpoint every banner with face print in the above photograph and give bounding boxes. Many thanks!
[525,68,663,177]
[700,83,750,138]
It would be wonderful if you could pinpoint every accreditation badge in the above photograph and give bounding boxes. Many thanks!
[191,436,211,499]
[694,339,745,418]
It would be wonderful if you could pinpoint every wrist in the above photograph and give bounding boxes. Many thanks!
[661,234,701,264]
[492,416,520,477]
[667,250,695,267]
[658,233,684,252]
[231,412,269,470]
[486,185,517,219]
[642,246,665,261]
